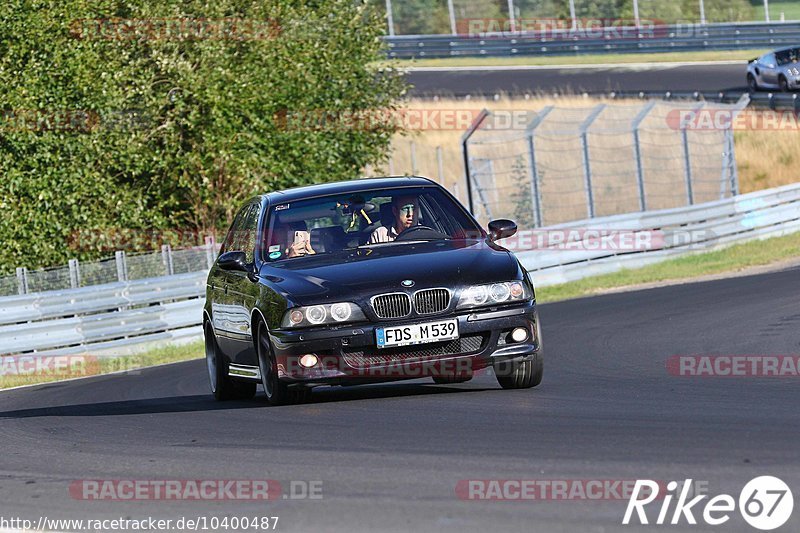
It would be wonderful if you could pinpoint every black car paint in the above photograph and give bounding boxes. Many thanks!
[204,177,539,383]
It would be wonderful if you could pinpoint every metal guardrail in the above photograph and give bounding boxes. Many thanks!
[517,182,800,286]
[386,21,800,59]
[0,271,206,356]
[1,183,798,356]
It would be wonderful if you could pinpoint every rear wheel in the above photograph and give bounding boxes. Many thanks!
[205,323,256,401]
[256,322,309,405]
[494,353,543,390]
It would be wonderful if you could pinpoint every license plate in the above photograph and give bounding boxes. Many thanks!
[376,318,459,349]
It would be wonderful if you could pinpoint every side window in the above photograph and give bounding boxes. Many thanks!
[219,206,248,255]
[241,203,261,263]
[762,53,776,67]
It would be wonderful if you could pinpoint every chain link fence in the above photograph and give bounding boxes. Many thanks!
[3,239,219,297]
[463,97,747,228]
[384,0,786,36]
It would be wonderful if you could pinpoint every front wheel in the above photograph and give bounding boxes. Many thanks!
[494,353,543,389]
[256,322,310,405]
[747,74,759,92]
[205,324,256,401]
[779,75,790,92]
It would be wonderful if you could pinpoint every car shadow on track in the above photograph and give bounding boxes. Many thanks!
[0,383,497,419]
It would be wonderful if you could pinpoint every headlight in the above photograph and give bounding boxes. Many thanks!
[457,281,530,310]
[281,302,366,328]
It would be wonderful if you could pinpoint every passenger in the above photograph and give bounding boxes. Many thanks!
[269,221,316,258]
[368,195,418,244]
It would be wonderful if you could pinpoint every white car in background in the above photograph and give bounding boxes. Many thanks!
[747,46,800,92]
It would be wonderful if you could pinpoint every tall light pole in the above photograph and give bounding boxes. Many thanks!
[447,0,456,34]
[699,0,706,24]
[385,0,394,36]
[507,0,516,33]
[569,0,577,30]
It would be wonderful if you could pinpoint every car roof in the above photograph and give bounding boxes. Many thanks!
[770,46,798,54]
[259,176,439,205]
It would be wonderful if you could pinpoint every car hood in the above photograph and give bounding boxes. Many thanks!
[260,239,521,305]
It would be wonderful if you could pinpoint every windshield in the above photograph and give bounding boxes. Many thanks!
[261,186,482,261]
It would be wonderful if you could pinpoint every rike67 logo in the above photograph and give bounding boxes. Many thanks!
[623,477,793,530]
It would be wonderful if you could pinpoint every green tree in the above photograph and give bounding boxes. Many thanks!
[0,0,406,273]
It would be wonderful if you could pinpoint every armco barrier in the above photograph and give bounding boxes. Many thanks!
[0,182,798,356]
[385,21,800,59]
[516,182,800,286]
[0,271,206,357]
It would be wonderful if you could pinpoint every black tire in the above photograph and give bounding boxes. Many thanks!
[779,75,790,92]
[494,353,543,390]
[205,323,257,401]
[256,321,309,405]
[747,74,759,92]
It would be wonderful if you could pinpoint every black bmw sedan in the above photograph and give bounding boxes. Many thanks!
[204,177,543,405]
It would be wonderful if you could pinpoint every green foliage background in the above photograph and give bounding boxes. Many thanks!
[0,0,405,273]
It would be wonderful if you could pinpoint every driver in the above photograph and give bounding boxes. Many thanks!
[368,195,417,243]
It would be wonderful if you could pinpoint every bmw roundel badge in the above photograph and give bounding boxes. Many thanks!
[401,279,415,288]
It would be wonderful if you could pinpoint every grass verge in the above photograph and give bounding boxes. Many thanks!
[395,49,765,68]
[0,340,204,390]
[536,231,800,303]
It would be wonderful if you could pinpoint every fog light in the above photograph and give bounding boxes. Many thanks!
[299,354,319,368]
[511,327,528,343]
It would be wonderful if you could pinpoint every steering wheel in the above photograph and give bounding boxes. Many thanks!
[394,225,449,241]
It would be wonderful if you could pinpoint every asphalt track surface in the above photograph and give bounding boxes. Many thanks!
[1,265,799,532]
[406,63,747,96]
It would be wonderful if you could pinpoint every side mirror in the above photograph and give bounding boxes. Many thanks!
[488,219,517,241]
[218,251,249,272]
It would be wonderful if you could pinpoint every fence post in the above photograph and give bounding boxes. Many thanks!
[681,103,705,206]
[631,101,656,212]
[16,267,28,295]
[579,104,607,218]
[682,125,694,205]
[161,244,174,275]
[461,109,490,215]
[436,145,444,183]
[727,127,740,197]
[385,0,394,36]
[68,259,81,289]
[525,106,554,227]
[205,236,216,269]
[115,251,128,282]
[469,159,495,222]
[726,94,748,197]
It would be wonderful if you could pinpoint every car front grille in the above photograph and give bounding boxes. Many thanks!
[371,293,412,319]
[342,334,486,368]
[414,288,450,315]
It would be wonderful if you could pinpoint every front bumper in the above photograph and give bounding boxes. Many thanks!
[269,301,541,386]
